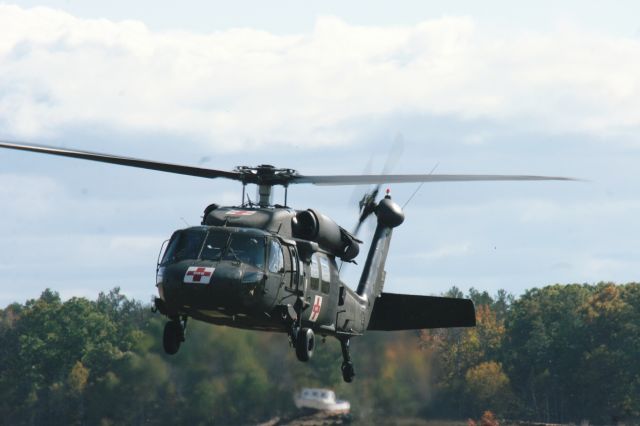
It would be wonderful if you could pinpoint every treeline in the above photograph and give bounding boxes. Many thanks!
[425,284,640,423]
[0,283,639,425]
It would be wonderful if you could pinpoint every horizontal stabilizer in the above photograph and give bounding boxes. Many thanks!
[367,292,476,331]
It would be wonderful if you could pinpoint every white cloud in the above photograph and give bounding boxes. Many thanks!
[108,235,163,252]
[582,256,628,276]
[1,6,640,149]
[0,173,66,217]
[518,198,640,224]
[0,233,164,266]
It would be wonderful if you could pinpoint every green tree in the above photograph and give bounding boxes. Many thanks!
[574,283,640,421]
[2,283,640,424]
[502,284,592,422]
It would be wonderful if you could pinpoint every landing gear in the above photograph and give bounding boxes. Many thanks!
[163,316,187,355]
[340,338,355,383]
[295,327,315,362]
[341,361,355,383]
[283,301,315,363]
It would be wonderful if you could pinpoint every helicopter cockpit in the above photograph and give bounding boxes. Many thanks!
[157,226,288,315]
[160,227,267,269]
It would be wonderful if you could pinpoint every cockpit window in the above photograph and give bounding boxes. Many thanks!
[222,234,265,268]
[201,231,229,261]
[160,229,207,265]
[160,229,265,268]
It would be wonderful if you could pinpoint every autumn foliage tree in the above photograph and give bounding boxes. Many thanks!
[424,290,513,417]
[1,283,639,424]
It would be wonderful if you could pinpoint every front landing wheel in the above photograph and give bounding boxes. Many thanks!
[295,328,315,362]
[163,320,182,355]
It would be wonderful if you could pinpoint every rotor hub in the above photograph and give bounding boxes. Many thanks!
[234,165,298,186]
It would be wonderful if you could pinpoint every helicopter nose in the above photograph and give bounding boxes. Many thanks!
[158,262,262,312]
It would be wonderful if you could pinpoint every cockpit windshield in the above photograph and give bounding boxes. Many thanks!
[222,233,265,268]
[161,229,266,269]
[161,229,206,265]
[200,231,227,261]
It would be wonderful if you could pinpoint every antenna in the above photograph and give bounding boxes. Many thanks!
[402,162,439,209]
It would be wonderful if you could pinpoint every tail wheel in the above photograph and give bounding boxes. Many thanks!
[341,361,355,383]
[295,327,315,362]
[163,320,181,355]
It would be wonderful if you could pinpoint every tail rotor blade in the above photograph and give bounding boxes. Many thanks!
[351,134,405,237]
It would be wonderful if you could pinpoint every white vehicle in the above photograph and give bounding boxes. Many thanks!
[294,388,351,413]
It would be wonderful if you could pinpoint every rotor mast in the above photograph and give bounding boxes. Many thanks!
[257,184,273,207]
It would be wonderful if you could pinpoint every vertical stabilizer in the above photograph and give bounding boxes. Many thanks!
[357,195,405,312]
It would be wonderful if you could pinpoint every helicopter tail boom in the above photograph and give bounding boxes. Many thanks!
[356,224,392,302]
[357,196,405,308]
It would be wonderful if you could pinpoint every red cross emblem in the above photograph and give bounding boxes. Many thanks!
[184,266,215,284]
[225,209,256,216]
[309,295,323,322]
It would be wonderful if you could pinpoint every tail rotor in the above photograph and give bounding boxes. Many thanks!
[352,133,404,238]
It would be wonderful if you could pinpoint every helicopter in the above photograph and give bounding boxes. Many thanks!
[0,140,575,382]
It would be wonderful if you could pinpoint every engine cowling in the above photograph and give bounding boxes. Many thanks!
[292,209,360,261]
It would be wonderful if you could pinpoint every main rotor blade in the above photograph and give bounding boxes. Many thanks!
[1,140,578,187]
[0,140,241,181]
[293,174,577,185]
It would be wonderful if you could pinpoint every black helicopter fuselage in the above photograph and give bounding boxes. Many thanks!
[152,194,478,383]
[153,196,478,383]
[155,206,371,338]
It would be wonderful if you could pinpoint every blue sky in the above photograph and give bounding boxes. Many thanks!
[1,1,639,305]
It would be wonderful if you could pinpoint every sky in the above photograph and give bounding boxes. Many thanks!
[1,1,640,306]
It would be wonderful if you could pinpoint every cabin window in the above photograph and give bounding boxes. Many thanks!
[268,240,285,273]
[310,254,320,290]
[287,246,299,287]
[319,255,330,294]
[338,286,345,306]
[299,260,306,290]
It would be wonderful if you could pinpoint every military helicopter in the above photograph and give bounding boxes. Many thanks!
[0,140,574,382]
